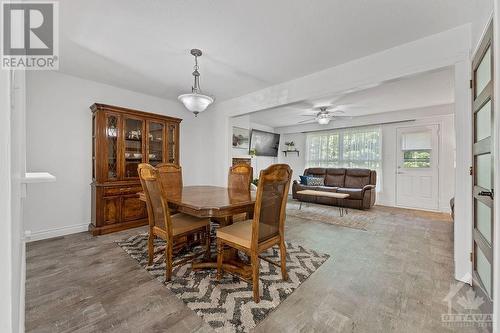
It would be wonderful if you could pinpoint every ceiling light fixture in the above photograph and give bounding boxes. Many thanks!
[178,49,214,116]
[316,108,332,125]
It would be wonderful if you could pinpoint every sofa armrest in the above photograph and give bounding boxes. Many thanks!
[362,184,376,192]
[292,180,301,198]
[361,185,376,209]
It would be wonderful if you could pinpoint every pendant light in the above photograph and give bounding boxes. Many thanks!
[178,49,214,116]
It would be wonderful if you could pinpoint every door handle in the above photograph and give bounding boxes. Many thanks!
[478,190,494,199]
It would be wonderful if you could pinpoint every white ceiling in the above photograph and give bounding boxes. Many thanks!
[247,67,455,128]
[59,1,471,102]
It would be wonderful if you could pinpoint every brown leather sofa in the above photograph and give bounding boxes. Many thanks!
[292,168,377,210]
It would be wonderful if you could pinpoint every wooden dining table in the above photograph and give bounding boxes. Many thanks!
[138,185,256,278]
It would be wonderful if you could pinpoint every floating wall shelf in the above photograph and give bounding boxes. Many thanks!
[282,150,299,157]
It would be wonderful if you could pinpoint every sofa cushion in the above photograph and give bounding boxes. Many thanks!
[294,184,323,192]
[299,175,308,185]
[325,168,346,187]
[344,169,371,188]
[337,187,364,199]
[314,186,338,193]
[304,168,326,177]
[306,177,324,186]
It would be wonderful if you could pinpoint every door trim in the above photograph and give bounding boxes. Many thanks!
[471,20,494,314]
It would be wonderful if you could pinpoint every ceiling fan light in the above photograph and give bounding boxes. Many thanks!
[178,93,214,115]
[317,117,330,125]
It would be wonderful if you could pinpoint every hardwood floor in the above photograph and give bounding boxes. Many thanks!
[26,204,484,332]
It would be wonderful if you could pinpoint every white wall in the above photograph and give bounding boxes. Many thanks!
[1,69,27,333]
[1,63,14,333]
[24,71,204,240]
[277,106,455,212]
[230,115,277,178]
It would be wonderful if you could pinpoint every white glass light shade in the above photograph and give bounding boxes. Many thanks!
[178,93,214,114]
[317,116,330,125]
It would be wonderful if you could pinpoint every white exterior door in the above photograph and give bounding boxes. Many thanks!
[396,125,439,211]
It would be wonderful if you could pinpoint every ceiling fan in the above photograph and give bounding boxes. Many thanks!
[298,106,353,125]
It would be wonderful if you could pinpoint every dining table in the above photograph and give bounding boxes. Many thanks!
[138,185,256,278]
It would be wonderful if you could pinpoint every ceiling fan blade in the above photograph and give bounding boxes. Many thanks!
[288,100,315,109]
[298,118,316,124]
[330,110,345,115]
[333,115,353,120]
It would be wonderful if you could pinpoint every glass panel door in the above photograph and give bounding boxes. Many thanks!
[147,121,164,166]
[106,114,118,180]
[124,118,144,178]
[167,123,177,163]
[471,21,493,314]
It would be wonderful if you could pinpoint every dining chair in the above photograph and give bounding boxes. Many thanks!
[228,163,253,190]
[227,163,254,222]
[216,164,292,303]
[156,163,182,215]
[138,163,211,281]
[156,163,183,196]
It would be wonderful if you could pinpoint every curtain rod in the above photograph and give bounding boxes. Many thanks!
[300,119,417,134]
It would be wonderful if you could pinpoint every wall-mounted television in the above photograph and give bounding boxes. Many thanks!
[249,129,280,157]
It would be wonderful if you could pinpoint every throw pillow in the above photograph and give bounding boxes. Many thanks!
[299,175,308,185]
[306,177,324,186]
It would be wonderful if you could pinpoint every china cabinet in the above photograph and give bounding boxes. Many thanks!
[90,103,181,235]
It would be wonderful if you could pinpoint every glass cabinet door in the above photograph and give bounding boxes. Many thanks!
[147,121,164,166]
[124,118,144,178]
[105,114,118,180]
[167,123,177,163]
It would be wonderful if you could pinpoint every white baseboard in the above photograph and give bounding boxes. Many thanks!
[25,223,88,242]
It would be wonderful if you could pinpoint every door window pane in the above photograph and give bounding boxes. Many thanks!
[148,122,164,166]
[476,245,492,297]
[124,118,143,178]
[476,47,491,97]
[106,115,118,179]
[476,199,492,243]
[401,131,432,150]
[168,123,176,163]
[475,100,491,142]
[476,153,491,189]
[403,150,431,168]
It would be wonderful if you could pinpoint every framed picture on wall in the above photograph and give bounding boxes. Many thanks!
[232,126,250,150]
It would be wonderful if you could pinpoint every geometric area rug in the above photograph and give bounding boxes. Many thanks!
[117,233,330,332]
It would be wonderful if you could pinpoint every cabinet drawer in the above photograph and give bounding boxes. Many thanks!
[104,186,142,196]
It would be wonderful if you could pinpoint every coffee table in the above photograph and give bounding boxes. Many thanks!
[296,190,350,217]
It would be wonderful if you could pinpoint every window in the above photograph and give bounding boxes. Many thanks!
[400,130,432,169]
[403,150,431,168]
[306,127,382,189]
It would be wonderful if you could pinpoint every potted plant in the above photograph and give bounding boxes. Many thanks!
[284,141,296,151]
